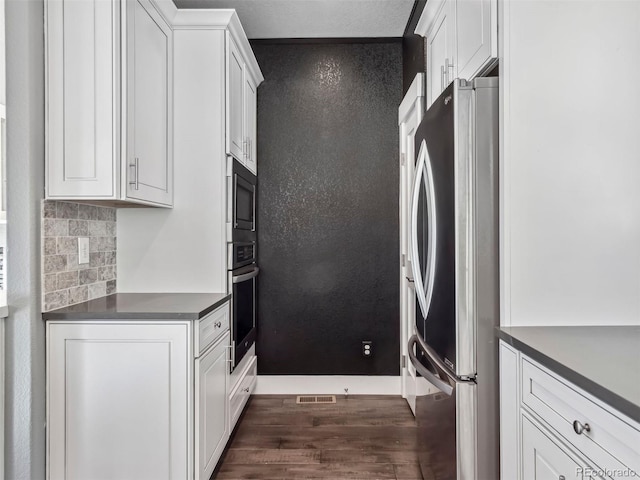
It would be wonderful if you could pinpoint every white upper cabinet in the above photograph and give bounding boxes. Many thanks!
[455,0,497,82]
[46,0,118,199]
[244,72,258,174]
[226,33,245,163]
[225,30,260,174]
[125,0,173,206]
[46,0,173,207]
[425,0,454,106]
[416,0,497,108]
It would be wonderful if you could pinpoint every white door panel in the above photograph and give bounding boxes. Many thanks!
[399,74,428,416]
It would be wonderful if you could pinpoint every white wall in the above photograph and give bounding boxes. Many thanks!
[0,0,5,106]
[500,0,640,326]
[117,29,227,294]
[5,0,47,477]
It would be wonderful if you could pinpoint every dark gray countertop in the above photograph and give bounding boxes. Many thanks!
[42,293,231,321]
[498,326,640,424]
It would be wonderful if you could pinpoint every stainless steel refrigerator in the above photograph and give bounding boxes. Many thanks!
[408,77,499,480]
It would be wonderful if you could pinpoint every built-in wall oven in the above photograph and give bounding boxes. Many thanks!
[228,241,258,370]
[228,159,258,371]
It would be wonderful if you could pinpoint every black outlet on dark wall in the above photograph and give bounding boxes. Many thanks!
[252,41,402,376]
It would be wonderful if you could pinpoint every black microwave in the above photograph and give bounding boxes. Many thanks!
[230,159,256,242]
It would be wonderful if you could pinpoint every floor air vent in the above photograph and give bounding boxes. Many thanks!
[296,395,336,404]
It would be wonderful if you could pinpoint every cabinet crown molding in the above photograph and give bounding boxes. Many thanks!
[152,1,264,84]
[414,0,446,37]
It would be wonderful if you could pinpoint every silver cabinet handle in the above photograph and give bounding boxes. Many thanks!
[440,65,445,92]
[572,420,591,435]
[445,58,454,85]
[214,321,222,328]
[559,476,565,480]
[129,158,139,190]
[225,344,234,363]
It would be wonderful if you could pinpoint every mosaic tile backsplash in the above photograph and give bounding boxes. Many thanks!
[42,201,117,311]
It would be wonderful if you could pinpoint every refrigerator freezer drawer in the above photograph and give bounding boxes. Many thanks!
[416,382,478,480]
[521,357,640,475]
[416,391,457,480]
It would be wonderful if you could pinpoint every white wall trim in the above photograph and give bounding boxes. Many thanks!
[498,0,511,327]
[398,73,425,123]
[254,376,401,396]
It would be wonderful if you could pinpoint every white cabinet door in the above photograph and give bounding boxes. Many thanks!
[126,0,173,206]
[226,32,245,163]
[500,341,520,480]
[522,414,585,480]
[195,332,230,480]
[455,0,497,81]
[426,0,454,108]
[47,322,190,480]
[244,72,257,174]
[46,0,118,198]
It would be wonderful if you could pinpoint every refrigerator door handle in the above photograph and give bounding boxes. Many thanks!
[422,141,438,320]
[410,143,428,318]
[411,140,438,320]
[412,330,475,387]
[408,335,454,396]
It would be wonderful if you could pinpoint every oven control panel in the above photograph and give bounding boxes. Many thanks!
[229,242,256,269]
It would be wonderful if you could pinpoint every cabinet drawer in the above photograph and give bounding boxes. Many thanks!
[229,355,257,429]
[521,357,640,476]
[195,303,229,356]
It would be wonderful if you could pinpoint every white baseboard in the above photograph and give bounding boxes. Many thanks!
[254,375,401,396]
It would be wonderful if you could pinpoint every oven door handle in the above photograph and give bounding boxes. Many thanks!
[233,266,260,283]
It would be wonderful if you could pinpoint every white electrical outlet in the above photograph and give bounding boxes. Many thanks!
[78,237,90,264]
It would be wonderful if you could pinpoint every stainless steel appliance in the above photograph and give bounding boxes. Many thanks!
[408,78,499,480]
[228,159,258,371]
[228,251,258,370]
[228,159,256,243]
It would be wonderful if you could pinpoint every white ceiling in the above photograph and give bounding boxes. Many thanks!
[172,0,415,39]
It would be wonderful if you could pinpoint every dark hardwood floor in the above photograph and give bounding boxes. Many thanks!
[214,395,424,480]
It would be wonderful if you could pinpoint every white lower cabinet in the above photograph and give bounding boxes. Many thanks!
[522,413,585,480]
[46,302,253,480]
[229,354,257,429]
[500,341,640,480]
[196,333,230,480]
[47,322,191,480]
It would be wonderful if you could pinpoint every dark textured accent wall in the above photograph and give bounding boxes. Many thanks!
[252,42,402,375]
[403,0,427,95]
